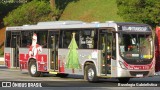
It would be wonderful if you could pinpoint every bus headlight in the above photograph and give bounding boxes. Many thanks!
[119,61,127,69]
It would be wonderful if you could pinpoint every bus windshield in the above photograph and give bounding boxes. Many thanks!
[119,33,153,64]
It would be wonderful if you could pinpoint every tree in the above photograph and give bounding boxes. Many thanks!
[3,0,54,26]
[117,0,160,27]
[0,2,21,25]
[0,0,32,18]
[50,0,56,10]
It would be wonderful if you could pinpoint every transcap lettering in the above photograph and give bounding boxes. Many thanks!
[122,26,148,31]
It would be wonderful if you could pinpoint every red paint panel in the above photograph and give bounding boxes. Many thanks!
[19,54,29,70]
[20,53,48,72]
[123,61,153,70]
[58,60,65,73]
[37,54,48,72]
[19,54,29,61]
[5,53,10,68]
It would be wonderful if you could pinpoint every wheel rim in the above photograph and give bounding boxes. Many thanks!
[31,64,36,74]
[88,68,94,80]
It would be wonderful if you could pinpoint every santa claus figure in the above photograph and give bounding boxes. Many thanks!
[29,33,42,58]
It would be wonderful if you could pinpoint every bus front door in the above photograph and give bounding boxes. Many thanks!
[11,32,20,68]
[100,31,112,75]
[49,31,59,71]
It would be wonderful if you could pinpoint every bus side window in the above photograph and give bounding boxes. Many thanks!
[21,31,32,47]
[36,31,48,48]
[62,31,79,48]
[80,30,97,49]
[63,31,71,48]
[5,31,11,47]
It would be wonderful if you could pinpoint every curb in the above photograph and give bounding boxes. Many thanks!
[0,57,5,66]
[154,72,160,76]
[0,65,7,69]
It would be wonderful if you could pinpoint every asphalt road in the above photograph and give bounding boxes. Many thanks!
[0,67,160,90]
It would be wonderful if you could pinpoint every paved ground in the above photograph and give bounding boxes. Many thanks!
[0,67,160,83]
[0,67,160,90]
[0,68,84,81]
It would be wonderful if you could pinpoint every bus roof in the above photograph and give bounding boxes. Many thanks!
[116,22,149,27]
[6,21,150,31]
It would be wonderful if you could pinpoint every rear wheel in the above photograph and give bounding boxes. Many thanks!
[28,60,41,77]
[118,78,130,83]
[85,64,98,82]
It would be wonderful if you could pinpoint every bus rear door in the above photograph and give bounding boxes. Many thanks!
[11,31,21,68]
[48,31,59,71]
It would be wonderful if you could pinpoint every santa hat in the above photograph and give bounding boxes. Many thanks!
[32,33,37,40]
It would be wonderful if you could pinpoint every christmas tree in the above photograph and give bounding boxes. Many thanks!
[66,32,81,72]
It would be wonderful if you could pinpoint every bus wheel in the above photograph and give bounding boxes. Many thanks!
[29,61,41,77]
[85,64,98,82]
[118,78,130,83]
[56,73,69,78]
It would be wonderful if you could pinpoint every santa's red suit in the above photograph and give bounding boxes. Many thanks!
[28,33,42,59]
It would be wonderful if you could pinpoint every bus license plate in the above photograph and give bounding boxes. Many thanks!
[136,74,143,77]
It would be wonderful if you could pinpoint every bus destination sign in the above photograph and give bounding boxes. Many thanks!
[121,26,150,32]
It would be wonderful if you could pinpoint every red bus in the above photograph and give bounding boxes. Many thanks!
[155,26,160,73]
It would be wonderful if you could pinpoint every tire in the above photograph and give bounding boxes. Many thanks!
[85,64,98,82]
[56,73,69,78]
[118,78,130,83]
[28,61,41,77]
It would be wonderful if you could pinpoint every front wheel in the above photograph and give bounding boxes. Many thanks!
[85,64,98,82]
[28,61,41,77]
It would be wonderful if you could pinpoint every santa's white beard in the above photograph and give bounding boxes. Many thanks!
[32,41,37,46]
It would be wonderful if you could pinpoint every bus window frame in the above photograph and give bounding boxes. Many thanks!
[60,28,98,49]
[21,30,33,48]
[34,30,48,48]
[11,31,21,48]
[60,29,80,49]
[5,31,11,47]
[47,30,60,49]
[118,31,154,64]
